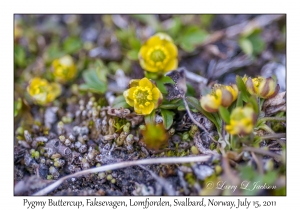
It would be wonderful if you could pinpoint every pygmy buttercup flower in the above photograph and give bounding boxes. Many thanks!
[27,78,61,105]
[52,55,77,83]
[225,107,256,135]
[138,33,178,73]
[123,77,163,115]
[244,76,279,99]
[200,84,238,113]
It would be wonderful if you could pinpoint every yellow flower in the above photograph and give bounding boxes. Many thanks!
[200,84,238,113]
[139,33,178,73]
[225,107,256,135]
[123,77,163,115]
[52,55,77,83]
[245,76,279,99]
[27,78,61,105]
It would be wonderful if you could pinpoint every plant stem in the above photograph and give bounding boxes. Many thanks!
[260,133,286,140]
[257,124,275,134]
[182,96,219,144]
[243,146,282,160]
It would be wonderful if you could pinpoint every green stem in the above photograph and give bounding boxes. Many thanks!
[257,124,275,134]
[257,96,260,116]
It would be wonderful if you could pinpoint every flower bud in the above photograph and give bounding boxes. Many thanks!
[141,124,168,150]
[225,107,256,135]
[27,77,61,105]
[245,76,279,99]
[52,55,77,83]
[200,84,238,113]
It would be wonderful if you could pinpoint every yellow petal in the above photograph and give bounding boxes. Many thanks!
[225,124,236,135]
[139,45,149,60]
[164,42,178,57]
[139,77,153,88]
[200,94,221,113]
[154,33,174,42]
[140,59,158,72]
[141,102,155,115]
[163,58,178,72]
[144,35,162,46]
[152,87,162,101]
[33,93,47,105]
[59,55,74,67]
[134,104,143,114]
[129,80,140,88]
[123,88,135,107]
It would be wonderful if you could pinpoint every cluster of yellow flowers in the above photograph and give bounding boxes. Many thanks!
[200,76,279,135]
[27,55,77,105]
[27,78,61,105]
[27,30,280,139]
[124,32,178,115]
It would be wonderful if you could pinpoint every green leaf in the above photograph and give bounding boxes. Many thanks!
[154,75,175,94]
[79,69,107,94]
[248,96,259,114]
[129,38,141,50]
[160,98,183,110]
[186,83,196,97]
[159,104,179,109]
[239,38,253,56]
[95,60,108,83]
[179,26,208,52]
[112,95,130,109]
[127,49,139,60]
[144,110,156,125]
[14,45,26,67]
[161,109,175,129]
[185,96,201,111]
[63,37,82,54]
[167,17,182,37]
[236,75,250,102]
[236,92,243,107]
[44,43,65,62]
[248,31,265,55]
[219,106,230,124]
[178,105,186,111]
[14,98,22,117]
[131,15,161,31]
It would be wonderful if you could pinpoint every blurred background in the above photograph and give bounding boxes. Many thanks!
[14,14,286,91]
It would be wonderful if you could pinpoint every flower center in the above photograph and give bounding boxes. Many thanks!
[133,87,153,108]
[253,77,264,87]
[146,46,170,68]
[150,49,166,62]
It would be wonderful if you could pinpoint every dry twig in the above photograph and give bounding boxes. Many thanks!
[33,155,211,195]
